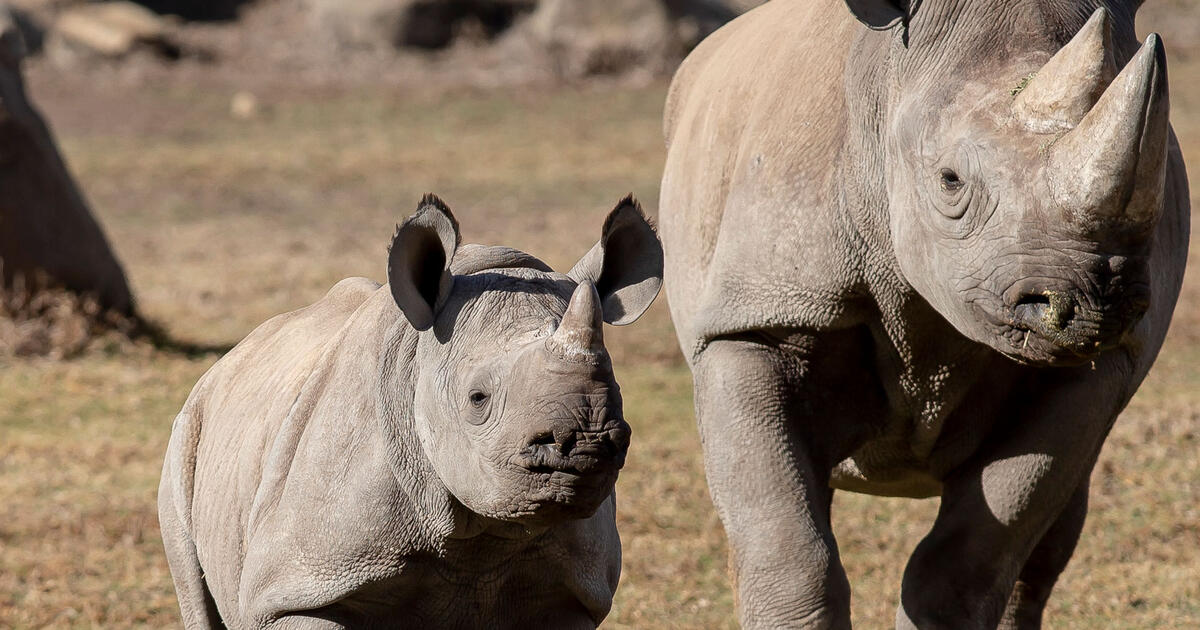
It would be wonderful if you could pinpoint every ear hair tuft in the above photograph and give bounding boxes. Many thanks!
[419,192,451,214]
[415,192,462,250]
[605,194,657,236]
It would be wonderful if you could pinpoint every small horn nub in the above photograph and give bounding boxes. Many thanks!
[1013,8,1117,133]
[1048,33,1170,228]
[546,281,605,360]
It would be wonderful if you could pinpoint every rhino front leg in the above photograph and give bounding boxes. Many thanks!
[896,359,1131,630]
[693,332,878,629]
[998,482,1089,630]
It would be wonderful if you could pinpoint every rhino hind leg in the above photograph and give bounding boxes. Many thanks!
[896,359,1126,630]
[998,482,1089,630]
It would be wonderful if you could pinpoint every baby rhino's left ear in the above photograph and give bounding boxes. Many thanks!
[388,194,461,331]
[568,195,664,326]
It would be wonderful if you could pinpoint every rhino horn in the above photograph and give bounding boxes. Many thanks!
[546,281,605,360]
[1013,8,1117,132]
[1048,33,1169,229]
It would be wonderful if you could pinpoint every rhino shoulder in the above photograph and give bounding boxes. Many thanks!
[665,0,857,147]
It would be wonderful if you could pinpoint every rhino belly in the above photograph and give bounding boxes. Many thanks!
[830,439,943,499]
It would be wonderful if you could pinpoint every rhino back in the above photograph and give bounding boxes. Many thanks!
[661,0,875,356]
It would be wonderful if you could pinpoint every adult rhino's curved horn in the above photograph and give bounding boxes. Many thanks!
[1048,33,1169,228]
[1014,8,1117,132]
[546,281,606,360]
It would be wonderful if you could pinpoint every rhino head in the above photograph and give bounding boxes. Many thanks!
[386,194,663,526]
[849,1,1172,365]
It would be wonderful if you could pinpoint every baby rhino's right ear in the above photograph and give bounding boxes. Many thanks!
[568,195,664,326]
[388,194,461,331]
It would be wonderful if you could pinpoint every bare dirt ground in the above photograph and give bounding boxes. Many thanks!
[2,3,1199,628]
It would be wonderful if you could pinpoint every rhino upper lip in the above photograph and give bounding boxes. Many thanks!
[515,429,626,475]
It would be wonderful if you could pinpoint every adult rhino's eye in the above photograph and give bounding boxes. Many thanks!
[468,390,489,407]
[939,168,965,193]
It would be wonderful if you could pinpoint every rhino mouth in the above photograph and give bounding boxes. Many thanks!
[514,427,629,476]
[998,302,1144,366]
[968,271,1149,366]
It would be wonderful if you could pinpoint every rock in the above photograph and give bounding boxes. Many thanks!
[127,0,249,22]
[229,90,259,119]
[720,0,766,12]
[514,0,679,79]
[305,0,535,52]
[305,0,412,51]
[0,6,140,356]
[48,1,179,61]
[300,0,761,80]
[663,0,766,48]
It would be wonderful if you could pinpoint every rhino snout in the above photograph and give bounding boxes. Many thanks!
[1006,279,1150,359]
[517,420,631,475]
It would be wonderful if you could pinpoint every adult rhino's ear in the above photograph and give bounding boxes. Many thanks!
[388,194,460,331]
[568,195,664,326]
[844,0,914,30]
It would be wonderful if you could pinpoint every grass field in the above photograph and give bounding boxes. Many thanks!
[3,8,1199,629]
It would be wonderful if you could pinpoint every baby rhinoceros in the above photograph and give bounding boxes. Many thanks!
[158,195,664,630]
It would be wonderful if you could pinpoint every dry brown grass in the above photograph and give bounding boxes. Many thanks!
[2,6,1199,628]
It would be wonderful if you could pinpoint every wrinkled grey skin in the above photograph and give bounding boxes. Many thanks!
[158,195,663,629]
[660,0,1189,628]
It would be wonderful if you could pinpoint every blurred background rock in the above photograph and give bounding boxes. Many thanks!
[3,0,769,83]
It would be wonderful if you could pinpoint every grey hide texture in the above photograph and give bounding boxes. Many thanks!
[660,0,1189,628]
[158,195,663,629]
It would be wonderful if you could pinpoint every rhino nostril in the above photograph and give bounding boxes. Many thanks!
[1042,291,1076,331]
[551,425,576,454]
[1014,290,1077,332]
[528,431,555,447]
[1014,292,1051,308]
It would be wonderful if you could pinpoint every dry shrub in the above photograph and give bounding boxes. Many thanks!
[0,272,141,359]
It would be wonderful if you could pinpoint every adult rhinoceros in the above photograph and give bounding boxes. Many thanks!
[659,1,1189,628]
[158,195,663,629]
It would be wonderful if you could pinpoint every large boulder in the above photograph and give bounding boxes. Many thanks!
[513,0,679,78]
[46,1,183,63]
[664,0,767,47]
[305,0,534,51]
[303,0,769,79]
[498,0,773,79]
[0,7,139,356]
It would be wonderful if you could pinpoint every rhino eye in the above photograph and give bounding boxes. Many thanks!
[939,168,965,193]
[468,390,489,407]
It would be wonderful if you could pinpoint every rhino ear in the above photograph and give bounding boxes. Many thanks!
[388,194,460,331]
[568,195,664,326]
[844,0,911,30]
